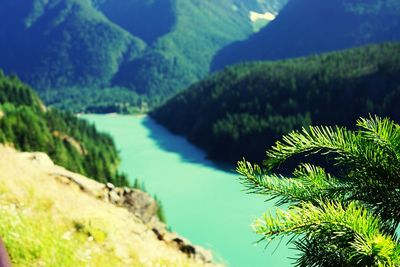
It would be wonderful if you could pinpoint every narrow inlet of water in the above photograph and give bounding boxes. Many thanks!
[83,114,294,267]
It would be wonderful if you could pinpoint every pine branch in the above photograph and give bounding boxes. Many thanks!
[264,122,400,186]
[237,160,347,206]
[237,116,400,266]
[264,125,361,168]
[253,201,400,266]
[357,115,400,156]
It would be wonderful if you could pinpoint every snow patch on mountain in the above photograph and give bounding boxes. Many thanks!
[249,10,276,32]
[249,10,276,22]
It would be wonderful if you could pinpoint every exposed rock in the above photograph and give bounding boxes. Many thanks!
[54,173,86,191]
[106,182,115,190]
[101,183,213,262]
[123,189,159,223]
[52,131,87,155]
[108,189,121,204]
[194,245,214,263]
[152,228,164,241]
[149,228,214,263]
[38,101,47,113]
[103,184,158,224]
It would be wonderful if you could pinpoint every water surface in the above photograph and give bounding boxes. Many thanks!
[83,114,293,267]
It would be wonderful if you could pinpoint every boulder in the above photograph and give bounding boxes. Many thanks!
[122,189,158,224]
[103,185,158,224]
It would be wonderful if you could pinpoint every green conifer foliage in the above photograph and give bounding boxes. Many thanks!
[238,116,400,266]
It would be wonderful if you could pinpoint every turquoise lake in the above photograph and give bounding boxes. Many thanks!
[83,114,294,267]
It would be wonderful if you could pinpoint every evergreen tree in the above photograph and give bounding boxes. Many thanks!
[237,116,400,266]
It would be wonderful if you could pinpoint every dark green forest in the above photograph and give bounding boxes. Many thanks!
[152,42,400,163]
[0,71,128,186]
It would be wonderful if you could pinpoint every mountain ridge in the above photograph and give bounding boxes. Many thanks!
[212,0,400,71]
[0,0,288,111]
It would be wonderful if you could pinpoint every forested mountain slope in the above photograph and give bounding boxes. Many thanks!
[94,0,175,44]
[212,0,400,71]
[111,0,253,100]
[0,0,145,90]
[0,71,128,186]
[0,0,288,111]
[152,43,400,163]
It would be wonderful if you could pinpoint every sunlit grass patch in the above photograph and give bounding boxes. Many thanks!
[0,203,81,266]
[73,220,108,243]
[0,191,127,267]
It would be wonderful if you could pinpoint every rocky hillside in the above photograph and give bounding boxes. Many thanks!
[0,145,218,266]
